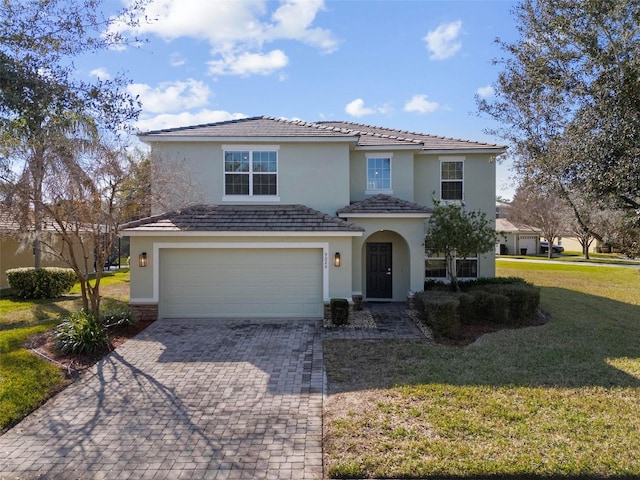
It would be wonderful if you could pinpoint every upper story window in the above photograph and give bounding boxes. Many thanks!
[366,154,392,194]
[440,158,464,201]
[223,147,278,199]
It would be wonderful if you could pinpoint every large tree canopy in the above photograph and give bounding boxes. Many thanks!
[0,0,150,313]
[0,0,148,135]
[479,0,640,214]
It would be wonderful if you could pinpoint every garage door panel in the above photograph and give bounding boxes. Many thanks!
[159,248,323,318]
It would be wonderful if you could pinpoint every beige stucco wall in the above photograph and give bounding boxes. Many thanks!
[555,236,598,253]
[128,234,355,303]
[149,141,351,215]
[414,152,496,279]
[349,150,415,203]
[413,153,496,211]
[1,234,91,288]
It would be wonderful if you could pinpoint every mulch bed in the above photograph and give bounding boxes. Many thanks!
[433,308,551,347]
[26,318,156,379]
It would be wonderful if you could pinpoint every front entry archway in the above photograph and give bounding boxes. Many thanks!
[361,230,410,302]
[366,242,392,299]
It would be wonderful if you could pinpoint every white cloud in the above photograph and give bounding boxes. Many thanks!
[208,49,289,76]
[111,0,337,76]
[135,110,247,132]
[169,52,186,67]
[345,98,377,118]
[127,79,211,114]
[424,20,463,60]
[266,0,337,53]
[476,85,495,98]
[89,67,111,80]
[404,94,440,114]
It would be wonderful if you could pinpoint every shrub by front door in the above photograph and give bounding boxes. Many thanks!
[366,243,392,299]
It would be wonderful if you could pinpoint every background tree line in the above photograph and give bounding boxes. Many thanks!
[479,0,640,259]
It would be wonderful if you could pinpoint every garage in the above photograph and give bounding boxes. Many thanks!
[159,248,323,319]
[518,235,538,255]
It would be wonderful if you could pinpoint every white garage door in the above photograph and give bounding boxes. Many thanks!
[159,248,323,319]
[518,235,538,255]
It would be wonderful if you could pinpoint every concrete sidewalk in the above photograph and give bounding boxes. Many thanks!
[0,318,324,480]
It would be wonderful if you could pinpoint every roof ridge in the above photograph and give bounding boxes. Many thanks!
[316,120,499,147]
[265,116,357,135]
[140,116,266,135]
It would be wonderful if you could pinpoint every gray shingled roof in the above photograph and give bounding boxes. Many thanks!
[120,204,364,233]
[138,116,506,151]
[496,218,541,234]
[138,116,357,139]
[317,120,504,150]
[337,195,432,215]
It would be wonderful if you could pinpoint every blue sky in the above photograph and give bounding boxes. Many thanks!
[77,0,521,198]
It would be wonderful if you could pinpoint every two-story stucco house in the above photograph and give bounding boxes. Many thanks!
[121,116,505,321]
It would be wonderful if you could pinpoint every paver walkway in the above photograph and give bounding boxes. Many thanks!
[0,318,323,480]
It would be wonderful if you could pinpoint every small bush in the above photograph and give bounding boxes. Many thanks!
[485,283,540,323]
[415,291,462,339]
[459,290,510,325]
[330,298,350,326]
[424,277,529,292]
[6,267,77,299]
[415,278,540,339]
[55,311,110,355]
[100,305,133,330]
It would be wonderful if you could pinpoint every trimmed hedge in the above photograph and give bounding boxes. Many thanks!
[484,283,540,322]
[415,278,540,339]
[424,276,529,292]
[459,290,510,325]
[419,292,462,339]
[6,267,77,299]
[330,298,350,326]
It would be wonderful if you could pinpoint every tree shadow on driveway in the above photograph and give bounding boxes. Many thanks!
[0,318,324,479]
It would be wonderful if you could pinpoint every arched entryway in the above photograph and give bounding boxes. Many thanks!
[361,230,410,301]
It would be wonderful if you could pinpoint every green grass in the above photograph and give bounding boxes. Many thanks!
[0,322,65,432]
[502,252,640,266]
[0,268,130,329]
[0,269,130,432]
[324,262,640,478]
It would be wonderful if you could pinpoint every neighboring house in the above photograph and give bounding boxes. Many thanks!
[0,212,87,288]
[496,218,541,256]
[121,116,505,320]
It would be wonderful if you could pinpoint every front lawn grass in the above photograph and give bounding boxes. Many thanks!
[0,268,130,432]
[324,262,640,478]
[0,268,130,329]
[0,322,65,432]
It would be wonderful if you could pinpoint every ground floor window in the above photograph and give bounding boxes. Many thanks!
[424,255,478,280]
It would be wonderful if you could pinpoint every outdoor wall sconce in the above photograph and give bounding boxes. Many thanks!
[139,252,148,268]
[334,252,341,267]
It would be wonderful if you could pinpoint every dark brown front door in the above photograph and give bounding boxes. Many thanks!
[366,243,392,299]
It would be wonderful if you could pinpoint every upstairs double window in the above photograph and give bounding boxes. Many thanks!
[224,147,278,199]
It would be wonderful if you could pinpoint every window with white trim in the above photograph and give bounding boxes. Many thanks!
[366,154,392,193]
[440,159,463,201]
[425,247,478,280]
[224,149,278,197]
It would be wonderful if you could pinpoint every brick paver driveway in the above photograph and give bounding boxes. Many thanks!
[0,318,323,480]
